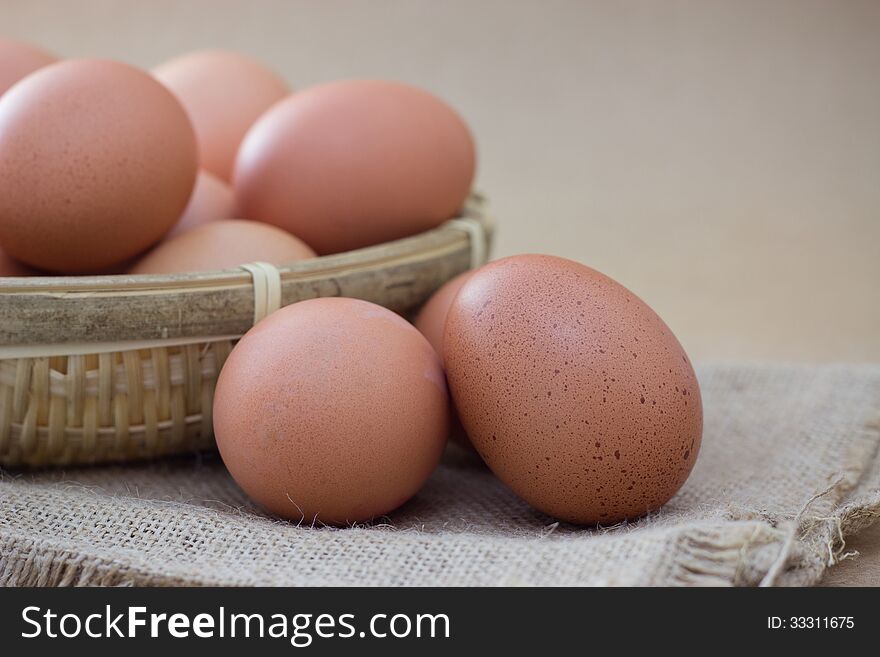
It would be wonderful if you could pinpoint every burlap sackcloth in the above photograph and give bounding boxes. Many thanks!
[1,363,879,586]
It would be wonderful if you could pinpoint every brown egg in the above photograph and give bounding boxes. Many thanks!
[414,272,473,449]
[415,272,471,357]
[130,219,315,274]
[154,50,289,181]
[166,170,236,239]
[234,79,476,254]
[0,247,36,276]
[445,255,702,525]
[213,297,449,524]
[0,59,197,273]
[0,39,57,97]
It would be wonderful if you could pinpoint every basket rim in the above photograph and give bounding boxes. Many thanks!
[0,193,492,293]
[0,194,494,349]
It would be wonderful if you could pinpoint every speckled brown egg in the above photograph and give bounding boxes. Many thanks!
[414,271,473,449]
[166,170,236,239]
[153,50,289,181]
[0,59,197,272]
[130,219,315,274]
[444,254,702,525]
[214,298,449,524]
[234,79,476,254]
[0,39,57,97]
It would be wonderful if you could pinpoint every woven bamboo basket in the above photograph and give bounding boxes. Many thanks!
[0,195,493,468]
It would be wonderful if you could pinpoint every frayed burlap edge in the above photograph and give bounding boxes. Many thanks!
[647,493,880,587]
[654,415,880,587]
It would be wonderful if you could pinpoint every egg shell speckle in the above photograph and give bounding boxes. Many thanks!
[444,254,703,525]
[0,59,197,272]
[213,297,450,525]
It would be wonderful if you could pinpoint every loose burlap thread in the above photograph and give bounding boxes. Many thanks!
[1,363,878,586]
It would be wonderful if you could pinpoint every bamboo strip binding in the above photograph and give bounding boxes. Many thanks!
[0,195,493,467]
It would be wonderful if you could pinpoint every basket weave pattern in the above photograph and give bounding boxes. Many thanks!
[0,343,230,466]
[0,197,492,467]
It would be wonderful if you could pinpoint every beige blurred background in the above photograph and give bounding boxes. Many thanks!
[2,0,878,584]
[3,0,878,363]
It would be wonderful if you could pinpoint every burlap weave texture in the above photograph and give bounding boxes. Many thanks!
[2,363,878,586]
